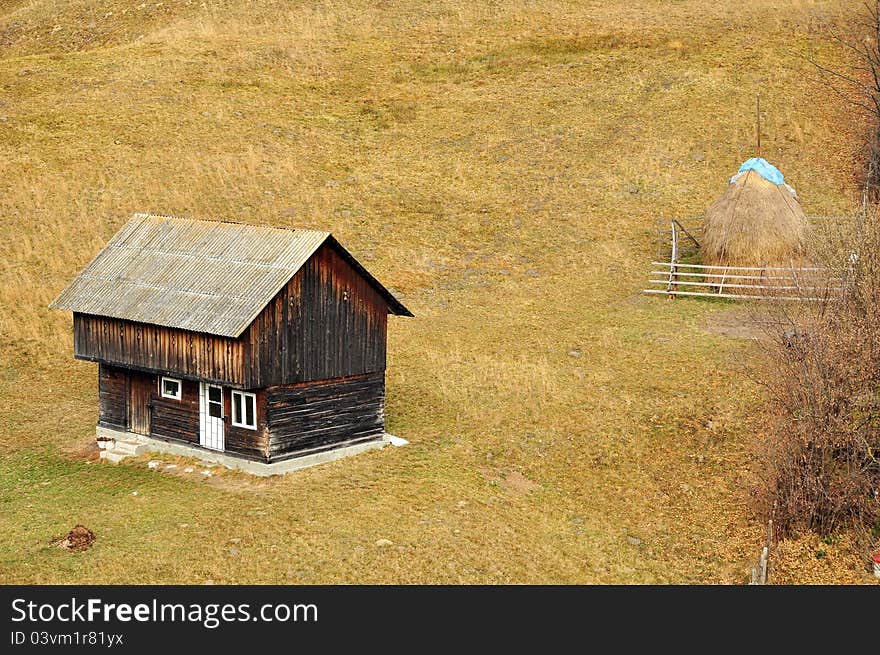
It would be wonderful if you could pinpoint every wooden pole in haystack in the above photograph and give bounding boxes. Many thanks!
[756,93,761,158]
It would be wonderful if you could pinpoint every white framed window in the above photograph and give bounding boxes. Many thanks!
[231,391,257,430]
[160,376,182,400]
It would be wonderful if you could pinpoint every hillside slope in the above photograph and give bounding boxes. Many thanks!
[0,0,869,583]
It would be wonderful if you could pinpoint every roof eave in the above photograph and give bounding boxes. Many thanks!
[324,235,414,317]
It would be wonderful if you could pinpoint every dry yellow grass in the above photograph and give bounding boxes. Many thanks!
[772,532,876,584]
[0,0,875,583]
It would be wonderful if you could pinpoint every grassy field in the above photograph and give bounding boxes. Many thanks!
[0,0,874,584]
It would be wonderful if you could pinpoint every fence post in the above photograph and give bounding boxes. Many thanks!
[656,219,663,261]
[667,220,678,298]
[759,547,769,584]
[718,266,728,295]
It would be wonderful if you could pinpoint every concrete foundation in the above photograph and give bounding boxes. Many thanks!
[95,426,400,476]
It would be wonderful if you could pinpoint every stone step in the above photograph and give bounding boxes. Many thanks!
[112,440,148,456]
[100,451,130,464]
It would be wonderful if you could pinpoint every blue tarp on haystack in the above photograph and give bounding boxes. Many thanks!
[729,157,798,197]
[729,157,785,185]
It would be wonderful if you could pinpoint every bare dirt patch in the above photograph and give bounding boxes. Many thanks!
[701,308,767,341]
[61,436,101,462]
[53,525,96,552]
[480,467,540,496]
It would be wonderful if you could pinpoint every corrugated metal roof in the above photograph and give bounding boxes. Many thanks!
[50,214,412,337]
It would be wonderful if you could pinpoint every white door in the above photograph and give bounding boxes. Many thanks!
[199,382,225,451]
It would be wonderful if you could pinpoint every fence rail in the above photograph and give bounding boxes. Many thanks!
[646,260,839,300]
[646,217,843,301]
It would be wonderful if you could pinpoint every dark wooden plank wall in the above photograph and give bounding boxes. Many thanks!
[224,390,270,460]
[94,363,269,459]
[150,378,200,444]
[98,364,128,429]
[246,243,389,388]
[151,381,268,459]
[74,314,248,386]
[265,371,385,459]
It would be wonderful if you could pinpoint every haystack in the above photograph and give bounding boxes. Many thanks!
[702,158,808,268]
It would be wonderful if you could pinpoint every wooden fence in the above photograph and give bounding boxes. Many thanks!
[645,217,843,300]
[644,261,840,301]
[655,216,703,261]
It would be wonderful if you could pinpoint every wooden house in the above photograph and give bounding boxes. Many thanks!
[50,214,412,471]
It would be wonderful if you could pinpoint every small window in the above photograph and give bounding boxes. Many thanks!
[231,391,256,430]
[160,376,181,400]
[207,385,223,418]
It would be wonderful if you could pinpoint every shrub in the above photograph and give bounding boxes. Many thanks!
[754,212,880,542]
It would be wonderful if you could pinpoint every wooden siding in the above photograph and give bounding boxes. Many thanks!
[98,364,128,429]
[95,366,380,462]
[74,314,248,386]
[150,381,268,459]
[150,378,200,444]
[224,390,270,460]
[246,243,388,387]
[265,372,385,459]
